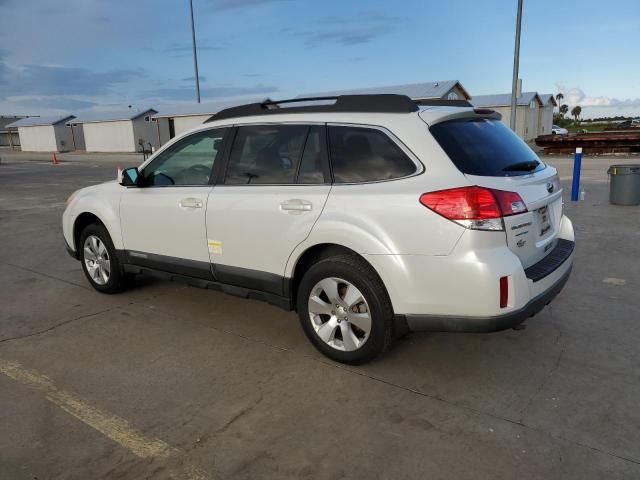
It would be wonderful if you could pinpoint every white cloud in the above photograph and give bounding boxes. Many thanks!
[555,83,640,109]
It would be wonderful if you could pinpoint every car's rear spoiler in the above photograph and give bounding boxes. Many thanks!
[419,106,502,127]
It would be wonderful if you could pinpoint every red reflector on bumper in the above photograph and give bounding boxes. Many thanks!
[500,276,509,308]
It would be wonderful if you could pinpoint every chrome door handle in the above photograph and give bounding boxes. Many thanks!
[179,198,203,209]
[280,199,312,212]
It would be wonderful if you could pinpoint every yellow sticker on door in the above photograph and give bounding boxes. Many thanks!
[207,240,222,255]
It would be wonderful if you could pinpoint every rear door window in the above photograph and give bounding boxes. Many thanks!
[226,124,323,184]
[328,126,417,183]
[430,118,546,176]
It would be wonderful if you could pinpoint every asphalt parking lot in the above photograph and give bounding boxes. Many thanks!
[1,152,639,479]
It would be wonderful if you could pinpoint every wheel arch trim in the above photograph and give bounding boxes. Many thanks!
[284,227,393,279]
[70,206,122,252]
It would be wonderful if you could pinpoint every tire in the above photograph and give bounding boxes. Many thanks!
[79,223,130,294]
[296,254,393,364]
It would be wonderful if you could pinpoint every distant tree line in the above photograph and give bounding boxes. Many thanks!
[552,93,636,125]
[581,115,636,123]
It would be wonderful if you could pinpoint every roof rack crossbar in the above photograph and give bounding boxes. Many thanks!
[261,96,342,107]
[205,94,471,123]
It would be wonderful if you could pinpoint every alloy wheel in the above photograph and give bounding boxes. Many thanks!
[308,277,371,351]
[83,235,110,285]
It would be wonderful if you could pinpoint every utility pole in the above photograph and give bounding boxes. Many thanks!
[510,0,523,131]
[189,0,201,103]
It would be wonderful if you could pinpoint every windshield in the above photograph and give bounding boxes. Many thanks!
[430,118,546,177]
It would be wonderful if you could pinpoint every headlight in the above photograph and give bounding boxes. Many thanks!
[65,189,80,208]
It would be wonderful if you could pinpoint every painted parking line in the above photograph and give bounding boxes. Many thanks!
[0,359,210,479]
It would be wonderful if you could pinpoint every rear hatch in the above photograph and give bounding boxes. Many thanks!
[428,115,563,269]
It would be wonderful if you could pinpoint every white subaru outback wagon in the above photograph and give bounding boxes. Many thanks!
[63,95,575,364]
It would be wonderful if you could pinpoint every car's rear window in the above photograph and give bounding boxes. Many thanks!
[430,118,545,176]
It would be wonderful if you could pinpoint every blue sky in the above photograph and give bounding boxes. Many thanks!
[1,0,638,118]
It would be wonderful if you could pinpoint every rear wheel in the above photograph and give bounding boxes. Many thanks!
[297,254,393,364]
[79,223,129,294]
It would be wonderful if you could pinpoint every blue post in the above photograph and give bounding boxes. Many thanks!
[571,147,582,201]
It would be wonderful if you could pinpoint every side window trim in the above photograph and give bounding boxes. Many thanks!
[210,126,235,185]
[296,124,331,185]
[293,126,312,183]
[218,123,331,186]
[324,123,334,184]
[326,122,424,185]
[319,124,332,184]
[218,125,238,185]
[140,127,230,188]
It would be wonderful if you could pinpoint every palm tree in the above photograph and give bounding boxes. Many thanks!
[555,93,564,113]
[571,105,582,122]
[559,104,568,118]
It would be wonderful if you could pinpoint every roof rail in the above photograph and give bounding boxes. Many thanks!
[205,94,425,122]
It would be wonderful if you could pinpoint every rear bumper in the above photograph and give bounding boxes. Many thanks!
[402,264,572,333]
[366,214,575,324]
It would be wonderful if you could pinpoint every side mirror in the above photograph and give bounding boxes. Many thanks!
[119,167,140,187]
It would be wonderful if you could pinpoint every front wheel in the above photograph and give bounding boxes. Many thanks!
[79,223,129,294]
[296,254,393,364]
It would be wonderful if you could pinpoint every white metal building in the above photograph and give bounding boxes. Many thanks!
[0,115,25,148]
[151,84,470,147]
[296,80,472,102]
[152,104,216,143]
[471,92,546,141]
[152,99,266,145]
[71,109,158,152]
[6,115,77,152]
[538,94,558,136]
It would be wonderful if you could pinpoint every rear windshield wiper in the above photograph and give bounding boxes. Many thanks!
[502,160,540,172]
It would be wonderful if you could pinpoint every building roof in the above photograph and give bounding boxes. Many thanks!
[295,80,471,101]
[538,94,558,107]
[152,98,269,119]
[6,115,75,128]
[71,108,157,124]
[471,92,543,108]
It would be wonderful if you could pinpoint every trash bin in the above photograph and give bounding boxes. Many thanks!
[607,165,640,205]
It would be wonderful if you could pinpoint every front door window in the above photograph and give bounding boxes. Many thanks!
[142,128,226,186]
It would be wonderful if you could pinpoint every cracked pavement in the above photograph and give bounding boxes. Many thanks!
[0,154,639,479]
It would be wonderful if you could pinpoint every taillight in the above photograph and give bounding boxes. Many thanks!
[419,186,527,231]
[491,189,527,216]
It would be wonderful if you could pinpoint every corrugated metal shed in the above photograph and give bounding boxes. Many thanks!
[71,108,157,124]
[471,92,543,107]
[295,80,471,100]
[0,115,26,121]
[538,94,558,106]
[6,115,75,128]
[152,98,267,119]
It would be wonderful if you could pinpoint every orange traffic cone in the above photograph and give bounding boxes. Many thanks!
[52,152,59,165]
